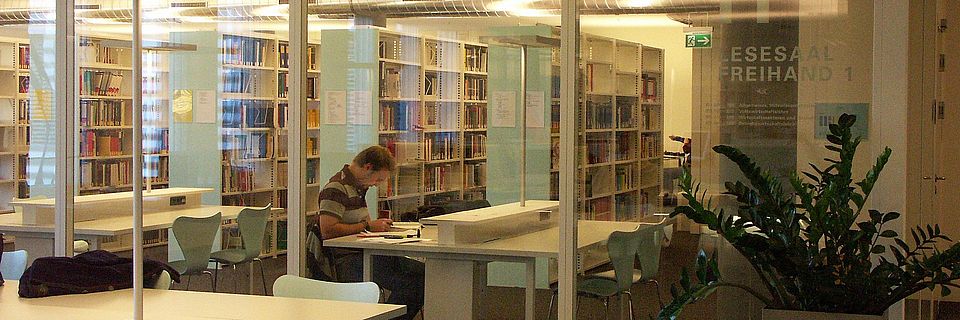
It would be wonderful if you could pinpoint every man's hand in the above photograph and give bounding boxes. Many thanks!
[367,218,393,232]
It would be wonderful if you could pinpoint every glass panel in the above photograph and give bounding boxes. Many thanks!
[139,0,291,295]
[0,0,67,284]
[310,8,565,320]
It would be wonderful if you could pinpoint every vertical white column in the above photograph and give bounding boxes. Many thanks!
[519,45,527,207]
[287,0,308,276]
[55,0,75,258]
[559,0,580,319]
[132,0,144,318]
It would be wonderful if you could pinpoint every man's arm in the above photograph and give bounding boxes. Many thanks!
[319,214,368,240]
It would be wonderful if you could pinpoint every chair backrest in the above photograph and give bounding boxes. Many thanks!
[237,204,272,260]
[273,274,380,303]
[606,228,642,292]
[152,270,172,290]
[0,250,28,280]
[636,225,664,280]
[171,212,222,275]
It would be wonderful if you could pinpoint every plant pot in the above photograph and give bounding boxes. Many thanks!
[762,308,887,320]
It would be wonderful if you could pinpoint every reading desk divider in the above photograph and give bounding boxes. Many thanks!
[11,187,213,225]
[420,200,559,245]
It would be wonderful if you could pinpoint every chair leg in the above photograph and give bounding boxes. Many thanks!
[204,271,215,292]
[624,291,636,320]
[212,262,219,292]
[649,280,664,309]
[249,261,255,294]
[257,258,267,295]
[185,274,192,290]
[603,297,610,320]
[548,290,558,320]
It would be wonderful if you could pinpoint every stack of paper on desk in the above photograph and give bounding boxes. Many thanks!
[358,237,426,244]
[357,229,418,238]
[390,222,422,230]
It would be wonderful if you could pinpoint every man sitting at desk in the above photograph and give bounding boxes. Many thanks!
[319,146,424,320]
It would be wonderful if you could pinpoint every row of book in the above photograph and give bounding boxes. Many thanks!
[584,138,610,164]
[221,35,270,67]
[465,133,486,159]
[381,139,419,164]
[424,133,457,161]
[276,160,319,186]
[142,75,163,95]
[616,132,636,161]
[614,193,637,221]
[424,41,440,68]
[615,165,635,191]
[379,64,407,98]
[78,40,122,65]
[465,104,487,129]
[222,132,274,160]
[616,101,637,128]
[380,102,416,131]
[586,101,613,129]
[423,73,456,98]
[79,100,126,127]
[641,106,659,131]
[17,155,26,180]
[423,164,456,193]
[641,74,659,103]
[585,197,612,221]
[464,46,488,73]
[222,101,274,128]
[222,69,257,94]
[18,76,28,94]
[278,73,317,99]
[143,129,169,155]
[378,38,417,62]
[277,105,321,128]
[18,100,29,124]
[640,135,660,159]
[144,156,169,183]
[80,131,126,157]
[464,162,486,188]
[222,164,259,193]
[18,44,29,69]
[421,103,458,130]
[278,42,318,70]
[464,76,487,101]
[80,70,124,97]
[79,159,132,189]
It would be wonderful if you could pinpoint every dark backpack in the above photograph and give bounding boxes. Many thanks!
[0,233,5,286]
[399,199,491,222]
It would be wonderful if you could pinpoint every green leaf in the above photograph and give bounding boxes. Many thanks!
[882,212,901,223]
[871,245,885,254]
[880,230,898,238]
[943,286,952,297]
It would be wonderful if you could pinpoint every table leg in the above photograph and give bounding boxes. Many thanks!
[525,259,536,320]
[424,259,480,320]
[362,250,373,282]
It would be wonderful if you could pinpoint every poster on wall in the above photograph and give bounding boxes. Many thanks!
[324,90,347,125]
[172,89,193,123]
[526,91,545,128]
[815,103,868,139]
[491,91,516,128]
[195,90,216,124]
[347,90,372,125]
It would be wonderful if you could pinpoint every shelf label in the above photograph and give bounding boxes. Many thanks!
[685,33,712,48]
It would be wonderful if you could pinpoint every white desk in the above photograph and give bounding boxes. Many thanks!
[0,205,270,263]
[325,220,644,320]
[0,280,406,320]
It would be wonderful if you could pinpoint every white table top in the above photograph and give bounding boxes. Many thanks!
[9,187,214,207]
[0,281,406,320]
[0,205,276,236]
[325,220,643,258]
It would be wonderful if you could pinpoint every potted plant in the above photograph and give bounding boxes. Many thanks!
[657,114,960,320]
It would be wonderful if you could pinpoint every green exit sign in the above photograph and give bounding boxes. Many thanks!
[685,33,712,48]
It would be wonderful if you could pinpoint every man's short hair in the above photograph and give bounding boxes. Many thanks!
[353,145,396,172]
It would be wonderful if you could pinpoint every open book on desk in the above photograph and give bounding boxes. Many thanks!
[357,229,419,238]
[358,237,429,244]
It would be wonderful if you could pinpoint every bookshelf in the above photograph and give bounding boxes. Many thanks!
[321,28,489,220]
[169,31,320,258]
[549,35,664,222]
[0,38,27,213]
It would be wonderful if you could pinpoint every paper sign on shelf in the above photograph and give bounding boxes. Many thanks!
[172,89,193,123]
[348,91,372,125]
[194,90,216,124]
[526,91,545,128]
[491,91,516,128]
[324,90,347,125]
